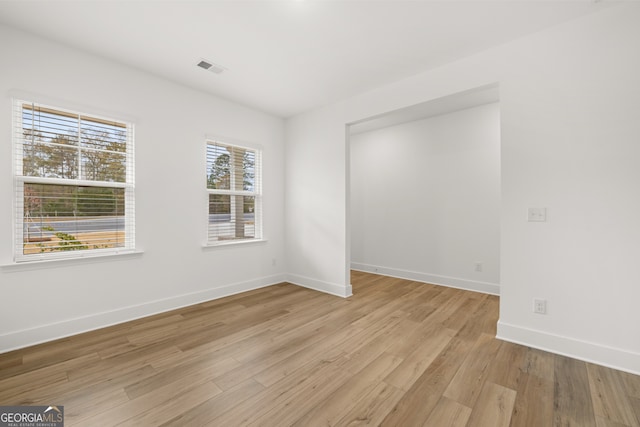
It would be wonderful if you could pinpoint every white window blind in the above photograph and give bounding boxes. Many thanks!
[13,100,135,262]
[206,140,262,244]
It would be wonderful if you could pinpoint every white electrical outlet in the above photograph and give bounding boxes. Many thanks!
[533,299,547,314]
[474,262,483,272]
[528,207,547,222]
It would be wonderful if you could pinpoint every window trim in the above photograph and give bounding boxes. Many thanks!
[12,98,136,263]
[205,137,263,246]
[1,250,144,271]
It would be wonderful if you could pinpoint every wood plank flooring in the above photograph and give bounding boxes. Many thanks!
[1,271,638,426]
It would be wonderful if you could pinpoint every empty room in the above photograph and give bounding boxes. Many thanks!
[0,1,639,426]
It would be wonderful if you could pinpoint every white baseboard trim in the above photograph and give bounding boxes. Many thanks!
[287,273,353,298]
[0,273,287,354]
[351,262,500,296]
[497,321,640,376]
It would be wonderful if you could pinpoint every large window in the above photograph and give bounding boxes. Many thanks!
[13,100,135,262]
[206,140,261,244]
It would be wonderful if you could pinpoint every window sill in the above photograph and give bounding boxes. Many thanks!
[202,238,268,249]
[1,250,144,271]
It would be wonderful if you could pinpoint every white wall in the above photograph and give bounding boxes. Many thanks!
[350,103,500,295]
[285,4,640,374]
[0,25,286,352]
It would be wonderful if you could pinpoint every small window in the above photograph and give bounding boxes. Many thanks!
[206,140,262,244]
[13,100,135,262]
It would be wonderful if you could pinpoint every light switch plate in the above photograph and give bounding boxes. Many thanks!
[528,207,547,222]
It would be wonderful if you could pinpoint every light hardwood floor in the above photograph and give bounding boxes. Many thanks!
[1,271,639,426]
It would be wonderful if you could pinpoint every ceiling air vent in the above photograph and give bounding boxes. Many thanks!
[197,59,226,74]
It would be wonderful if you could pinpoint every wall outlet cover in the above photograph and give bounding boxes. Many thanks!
[528,207,547,222]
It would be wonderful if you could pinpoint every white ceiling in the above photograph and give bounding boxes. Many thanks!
[0,1,616,118]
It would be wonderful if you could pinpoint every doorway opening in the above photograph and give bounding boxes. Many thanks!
[346,84,501,296]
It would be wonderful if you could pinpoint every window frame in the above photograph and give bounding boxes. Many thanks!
[205,138,263,246]
[12,99,136,263]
